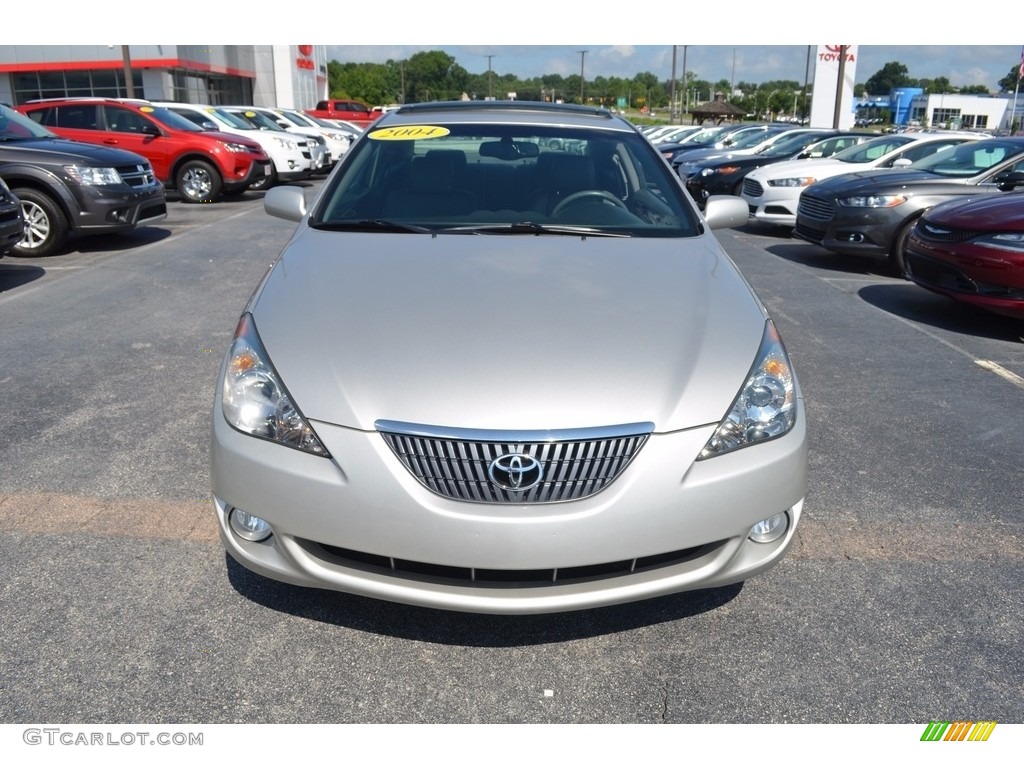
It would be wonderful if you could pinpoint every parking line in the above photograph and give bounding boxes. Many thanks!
[975,360,1024,390]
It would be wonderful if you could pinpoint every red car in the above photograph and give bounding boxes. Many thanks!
[18,99,271,203]
[904,187,1024,320]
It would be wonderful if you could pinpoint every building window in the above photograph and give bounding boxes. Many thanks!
[11,69,142,105]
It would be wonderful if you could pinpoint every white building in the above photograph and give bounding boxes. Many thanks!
[0,45,328,109]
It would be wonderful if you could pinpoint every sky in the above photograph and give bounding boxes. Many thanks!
[6,1,1023,92]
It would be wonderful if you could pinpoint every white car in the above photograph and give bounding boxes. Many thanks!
[221,106,330,173]
[154,102,312,190]
[741,132,981,228]
[273,108,355,161]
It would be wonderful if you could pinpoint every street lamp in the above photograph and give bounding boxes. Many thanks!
[577,50,588,103]
[485,54,494,100]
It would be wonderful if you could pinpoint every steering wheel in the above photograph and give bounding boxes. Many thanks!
[551,190,629,217]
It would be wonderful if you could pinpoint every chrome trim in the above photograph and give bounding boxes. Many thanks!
[374,420,654,443]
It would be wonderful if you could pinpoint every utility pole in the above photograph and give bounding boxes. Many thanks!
[682,45,688,120]
[832,45,848,129]
[577,50,588,104]
[485,55,494,99]
[121,45,135,98]
[670,46,677,122]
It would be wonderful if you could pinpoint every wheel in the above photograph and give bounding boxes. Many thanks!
[551,190,629,217]
[890,218,917,278]
[12,187,69,257]
[175,159,222,203]
[247,166,277,192]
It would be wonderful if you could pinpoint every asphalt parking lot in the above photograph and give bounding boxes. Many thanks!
[1,182,1021,735]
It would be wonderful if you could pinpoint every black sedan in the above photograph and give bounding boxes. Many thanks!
[679,130,867,206]
[793,136,1024,274]
[0,176,25,256]
[904,191,1024,320]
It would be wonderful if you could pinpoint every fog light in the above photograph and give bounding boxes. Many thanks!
[748,512,789,544]
[229,508,273,542]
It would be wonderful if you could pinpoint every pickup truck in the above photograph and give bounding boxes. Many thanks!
[305,100,376,128]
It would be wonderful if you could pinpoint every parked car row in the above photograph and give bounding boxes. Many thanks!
[642,119,1024,320]
[0,102,167,257]
[731,127,1024,320]
[0,97,367,258]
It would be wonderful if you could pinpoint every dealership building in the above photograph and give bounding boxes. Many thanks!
[0,45,328,109]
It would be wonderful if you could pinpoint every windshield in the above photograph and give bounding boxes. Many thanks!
[208,108,254,130]
[0,103,59,140]
[909,139,1024,177]
[681,125,737,145]
[144,107,204,132]
[312,121,701,237]
[226,109,288,132]
[831,135,915,163]
[760,131,830,158]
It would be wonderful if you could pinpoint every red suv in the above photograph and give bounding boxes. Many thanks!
[18,99,272,203]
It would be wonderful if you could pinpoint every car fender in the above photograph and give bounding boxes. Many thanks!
[0,161,76,219]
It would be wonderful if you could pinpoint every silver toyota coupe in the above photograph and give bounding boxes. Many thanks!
[211,101,808,614]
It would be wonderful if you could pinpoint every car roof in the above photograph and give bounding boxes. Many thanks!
[376,100,635,132]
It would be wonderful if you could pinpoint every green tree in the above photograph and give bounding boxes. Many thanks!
[920,76,953,94]
[959,84,991,95]
[864,61,917,95]
[997,62,1024,92]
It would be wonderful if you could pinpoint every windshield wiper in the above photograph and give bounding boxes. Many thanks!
[438,222,632,237]
[310,219,434,234]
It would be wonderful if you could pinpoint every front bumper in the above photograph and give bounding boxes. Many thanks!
[211,402,808,614]
[224,158,273,193]
[794,194,907,258]
[71,181,167,233]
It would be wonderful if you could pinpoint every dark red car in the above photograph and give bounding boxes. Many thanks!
[904,186,1024,320]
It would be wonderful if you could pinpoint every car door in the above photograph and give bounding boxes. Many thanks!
[98,105,174,182]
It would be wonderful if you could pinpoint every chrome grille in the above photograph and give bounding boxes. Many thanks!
[378,421,652,504]
[117,163,157,188]
[742,178,764,197]
[797,193,834,221]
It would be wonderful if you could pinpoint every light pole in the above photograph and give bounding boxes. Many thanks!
[485,55,494,100]
[577,50,588,104]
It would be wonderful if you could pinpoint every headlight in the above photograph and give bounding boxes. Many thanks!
[977,232,1024,253]
[272,136,299,150]
[221,313,330,457]
[768,177,816,188]
[699,320,797,459]
[838,194,908,208]
[64,165,123,185]
[223,142,253,153]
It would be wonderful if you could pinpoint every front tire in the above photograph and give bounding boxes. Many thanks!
[12,188,69,257]
[890,218,917,278]
[176,159,222,203]
[247,166,277,192]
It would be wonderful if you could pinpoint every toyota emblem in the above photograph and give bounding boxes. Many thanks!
[488,453,543,492]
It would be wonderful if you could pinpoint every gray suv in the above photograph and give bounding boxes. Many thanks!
[0,103,166,257]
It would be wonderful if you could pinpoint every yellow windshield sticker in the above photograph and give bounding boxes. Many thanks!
[140,106,154,113]
[368,125,450,141]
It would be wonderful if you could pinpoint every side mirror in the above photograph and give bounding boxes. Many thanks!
[994,170,1024,192]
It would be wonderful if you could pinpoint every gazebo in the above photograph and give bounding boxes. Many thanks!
[690,96,746,125]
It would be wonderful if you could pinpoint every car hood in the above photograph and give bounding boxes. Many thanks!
[248,229,769,434]
[0,137,149,166]
[923,191,1024,229]
[750,157,855,181]
[806,169,943,195]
